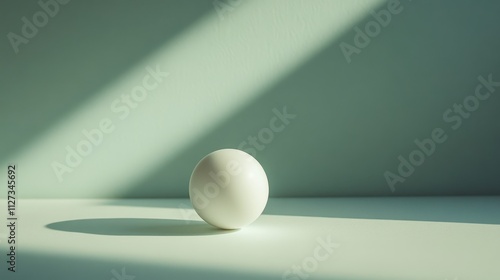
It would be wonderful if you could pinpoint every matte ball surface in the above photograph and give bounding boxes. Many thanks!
[189,149,269,229]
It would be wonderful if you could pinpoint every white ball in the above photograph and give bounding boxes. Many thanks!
[189,149,269,229]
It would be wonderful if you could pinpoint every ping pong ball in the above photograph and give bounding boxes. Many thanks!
[189,149,269,229]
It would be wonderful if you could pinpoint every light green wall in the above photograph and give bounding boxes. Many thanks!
[1,0,500,198]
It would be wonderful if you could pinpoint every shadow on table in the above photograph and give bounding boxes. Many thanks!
[46,218,235,236]
[9,251,280,280]
[263,196,500,225]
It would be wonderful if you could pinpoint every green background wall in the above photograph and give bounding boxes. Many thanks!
[1,0,499,198]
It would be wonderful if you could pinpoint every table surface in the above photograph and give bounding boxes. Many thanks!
[1,197,499,280]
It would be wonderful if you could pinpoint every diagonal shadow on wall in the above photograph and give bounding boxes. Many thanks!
[115,0,500,198]
[0,0,213,160]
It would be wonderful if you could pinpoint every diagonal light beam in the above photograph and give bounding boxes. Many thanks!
[1,0,384,198]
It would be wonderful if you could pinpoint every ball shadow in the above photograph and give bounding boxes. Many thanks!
[46,218,236,236]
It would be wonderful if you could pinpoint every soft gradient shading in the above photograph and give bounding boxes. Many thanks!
[2,1,500,280]
[1,198,499,279]
[2,1,499,198]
